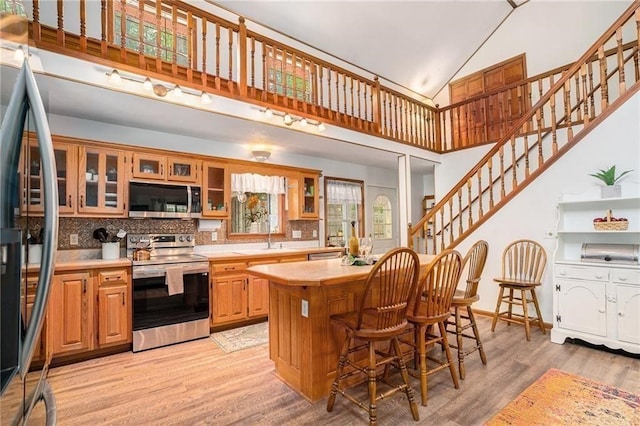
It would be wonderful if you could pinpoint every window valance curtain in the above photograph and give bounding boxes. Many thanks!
[231,173,286,195]
[327,180,362,203]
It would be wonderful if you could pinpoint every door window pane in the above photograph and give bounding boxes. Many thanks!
[372,195,392,239]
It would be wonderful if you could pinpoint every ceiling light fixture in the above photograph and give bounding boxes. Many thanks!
[251,150,271,162]
[104,69,213,106]
[13,45,25,62]
[200,91,212,104]
[107,69,121,84]
[260,108,325,132]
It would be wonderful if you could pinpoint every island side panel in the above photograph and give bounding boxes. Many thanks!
[268,277,368,402]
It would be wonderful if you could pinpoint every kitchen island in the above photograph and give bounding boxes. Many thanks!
[247,253,435,402]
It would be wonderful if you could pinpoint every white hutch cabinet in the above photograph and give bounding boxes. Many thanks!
[551,195,640,354]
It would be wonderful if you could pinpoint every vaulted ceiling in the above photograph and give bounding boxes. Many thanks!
[212,0,529,99]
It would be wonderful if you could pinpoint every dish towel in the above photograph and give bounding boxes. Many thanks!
[165,265,184,296]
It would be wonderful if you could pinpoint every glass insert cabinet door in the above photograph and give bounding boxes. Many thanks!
[78,146,125,214]
[21,140,76,214]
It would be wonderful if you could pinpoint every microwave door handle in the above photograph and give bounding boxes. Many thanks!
[20,61,59,378]
[187,185,192,214]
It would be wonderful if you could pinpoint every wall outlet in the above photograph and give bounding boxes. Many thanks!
[312,229,317,238]
[292,230,302,239]
[543,229,556,239]
[301,299,309,317]
[70,234,78,246]
[211,231,217,241]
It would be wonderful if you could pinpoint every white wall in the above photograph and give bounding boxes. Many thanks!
[444,91,640,323]
[434,1,632,105]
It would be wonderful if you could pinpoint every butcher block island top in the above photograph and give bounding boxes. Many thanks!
[247,253,435,402]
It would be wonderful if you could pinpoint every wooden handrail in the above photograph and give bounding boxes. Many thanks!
[20,0,443,152]
[409,1,640,253]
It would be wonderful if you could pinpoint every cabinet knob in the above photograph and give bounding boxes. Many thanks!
[595,274,604,279]
[559,270,566,276]
[617,276,627,281]
[598,308,605,313]
[618,311,624,317]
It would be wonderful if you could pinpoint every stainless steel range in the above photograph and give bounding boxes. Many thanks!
[127,233,209,352]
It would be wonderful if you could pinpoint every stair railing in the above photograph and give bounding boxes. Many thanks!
[409,1,640,254]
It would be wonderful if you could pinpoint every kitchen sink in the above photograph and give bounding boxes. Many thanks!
[232,248,297,255]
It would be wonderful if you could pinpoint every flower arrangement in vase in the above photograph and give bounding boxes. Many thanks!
[245,193,267,232]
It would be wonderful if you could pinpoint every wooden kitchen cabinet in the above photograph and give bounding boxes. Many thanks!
[20,139,77,215]
[202,161,230,218]
[211,273,248,325]
[287,172,320,220]
[210,258,279,326]
[247,259,277,317]
[49,271,94,355]
[247,275,270,317]
[23,272,48,363]
[96,268,131,346]
[78,146,127,216]
[132,153,200,184]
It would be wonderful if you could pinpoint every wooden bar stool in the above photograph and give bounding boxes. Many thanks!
[403,249,463,406]
[326,247,421,425]
[491,239,547,341]
[445,240,489,380]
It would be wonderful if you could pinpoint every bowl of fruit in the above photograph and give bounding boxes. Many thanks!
[593,210,628,230]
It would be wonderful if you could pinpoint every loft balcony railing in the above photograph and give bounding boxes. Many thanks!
[7,0,440,151]
[409,2,640,254]
[1,0,635,156]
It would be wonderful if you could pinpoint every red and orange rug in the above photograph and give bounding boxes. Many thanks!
[486,368,639,425]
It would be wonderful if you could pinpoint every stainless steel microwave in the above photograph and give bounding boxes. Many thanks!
[129,182,202,219]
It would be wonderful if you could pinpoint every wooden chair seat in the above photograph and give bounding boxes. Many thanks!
[444,240,489,380]
[400,249,463,406]
[326,247,421,425]
[491,239,547,341]
[330,309,410,341]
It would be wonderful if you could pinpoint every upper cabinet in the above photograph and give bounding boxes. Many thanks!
[132,153,200,184]
[288,172,319,220]
[20,139,77,215]
[202,161,230,218]
[78,146,126,216]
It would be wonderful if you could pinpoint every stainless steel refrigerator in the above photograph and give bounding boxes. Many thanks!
[1,59,58,424]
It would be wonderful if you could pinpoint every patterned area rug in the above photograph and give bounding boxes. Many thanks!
[486,368,640,425]
[210,322,269,353]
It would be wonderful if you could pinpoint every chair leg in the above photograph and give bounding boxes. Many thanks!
[439,321,460,390]
[417,324,428,406]
[491,286,505,332]
[327,334,351,412]
[521,289,531,341]
[467,307,487,365]
[392,337,419,421]
[530,288,546,335]
[454,306,465,380]
[507,288,514,326]
[367,342,377,425]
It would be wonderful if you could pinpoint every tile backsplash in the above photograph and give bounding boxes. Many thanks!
[23,217,319,250]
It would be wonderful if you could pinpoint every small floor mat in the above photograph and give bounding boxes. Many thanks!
[210,322,269,353]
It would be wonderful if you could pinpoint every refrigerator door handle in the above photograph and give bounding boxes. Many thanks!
[19,61,59,378]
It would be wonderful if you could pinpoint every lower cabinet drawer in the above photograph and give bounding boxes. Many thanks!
[555,265,609,281]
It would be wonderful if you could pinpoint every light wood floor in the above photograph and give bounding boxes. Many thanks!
[33,316,640,425]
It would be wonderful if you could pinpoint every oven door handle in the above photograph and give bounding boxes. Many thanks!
[133,265,209,280]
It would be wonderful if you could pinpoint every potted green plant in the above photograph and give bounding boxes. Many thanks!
[589,165,633,198]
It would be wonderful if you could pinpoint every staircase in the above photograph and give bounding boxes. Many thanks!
[409,2,640,254]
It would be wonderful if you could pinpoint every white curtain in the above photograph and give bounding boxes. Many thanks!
[326,180,362,203]
[231,173,286,194]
